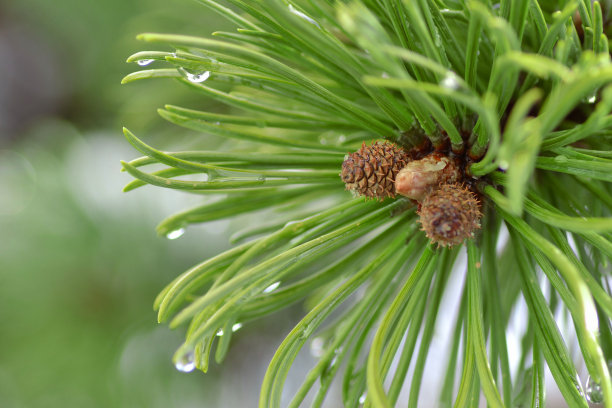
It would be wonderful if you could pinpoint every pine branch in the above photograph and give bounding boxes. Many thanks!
[122,1,612,406]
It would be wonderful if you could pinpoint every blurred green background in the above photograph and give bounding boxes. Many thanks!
[0,1,308,406]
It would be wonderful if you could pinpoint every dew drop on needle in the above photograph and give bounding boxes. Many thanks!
[440,72,460,90]
[175,350,196,373]
[179,67,211,83]
[586,375,604,404]
[166,228,185,240]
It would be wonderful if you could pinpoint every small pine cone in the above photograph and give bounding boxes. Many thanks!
[340,141,409,199]
[394,152,461,201]
[418,183,482,247]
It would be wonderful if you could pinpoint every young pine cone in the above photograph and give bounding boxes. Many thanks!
[417,183,482,247]
[394,152,461,201]
[341,141,409,199]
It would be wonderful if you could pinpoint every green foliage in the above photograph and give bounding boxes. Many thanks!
[122,0,612,406]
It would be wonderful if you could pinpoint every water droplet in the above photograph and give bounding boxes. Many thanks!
[498,159,509,170]
[575,375,585,397]
[263,281,281,293]
[288,4,320,28]
[257,176,266,182]
[381,72,390,79]
[166,228,185,240]
[586,375,605,404]
[338,135,347,143]
[231,323,242,332]
[440,72,460,90]
[137,59,154,66]
[310,337,325,358]
[216,329,224,336]
[586,93,597,104]
[319,351,339,383]
[174,350,196,373]
[554,155,568,163]
[359,393,367,404]
[188,71,210,83]
[179,67,210,83]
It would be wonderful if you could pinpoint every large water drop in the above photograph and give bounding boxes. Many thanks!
[179,67,211,83]
[187,71,210,83]
[440,72,460,90]
[174,350,196,373]
[586,375,604,404]
[166,228,185,240]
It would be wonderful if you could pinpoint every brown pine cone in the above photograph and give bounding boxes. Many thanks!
[418,183,482,247]
[340,141,409,199]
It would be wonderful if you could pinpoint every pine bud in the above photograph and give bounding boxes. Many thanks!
[394,152,461,201]
[418,183,482,247]
[340,141,409,199]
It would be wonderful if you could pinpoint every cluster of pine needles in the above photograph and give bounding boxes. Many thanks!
[121,0,612,406]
